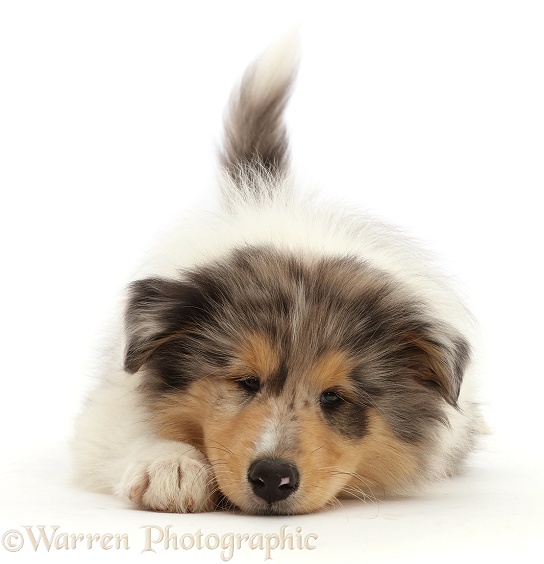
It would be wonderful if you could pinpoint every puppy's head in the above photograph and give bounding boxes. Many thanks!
[124,246,470,514]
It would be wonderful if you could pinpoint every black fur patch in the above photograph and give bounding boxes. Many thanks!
[320,397,370,440]
[267,360,289,396]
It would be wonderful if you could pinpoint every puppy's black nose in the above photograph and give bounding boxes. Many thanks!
[248,459,299,503]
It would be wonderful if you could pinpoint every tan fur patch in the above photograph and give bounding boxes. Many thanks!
[152,379,214,451]
[346,409,420,496]
[291,405,365,512]
[232,332,279,379]
[303,350,357,397]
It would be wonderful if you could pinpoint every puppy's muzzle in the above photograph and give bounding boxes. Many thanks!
[247,459,299,503]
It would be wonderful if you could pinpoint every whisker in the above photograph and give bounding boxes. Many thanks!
[308,444,326,455]
[206,439,235,456]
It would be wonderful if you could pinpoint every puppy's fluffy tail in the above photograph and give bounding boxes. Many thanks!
[219,31,298,208]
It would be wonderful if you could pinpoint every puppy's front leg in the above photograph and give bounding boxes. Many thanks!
[116,439,216,513]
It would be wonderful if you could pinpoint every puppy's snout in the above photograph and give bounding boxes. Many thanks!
[247,459,299,503]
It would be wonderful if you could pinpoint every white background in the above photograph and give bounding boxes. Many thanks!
[1,1,543,562]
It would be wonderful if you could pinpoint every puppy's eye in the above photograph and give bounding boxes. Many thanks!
[320,389,342,406]
[238,376,261,394]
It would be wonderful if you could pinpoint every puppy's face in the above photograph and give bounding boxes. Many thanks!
[124,247,469,514]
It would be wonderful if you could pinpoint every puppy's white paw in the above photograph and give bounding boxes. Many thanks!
[118,448,216,513]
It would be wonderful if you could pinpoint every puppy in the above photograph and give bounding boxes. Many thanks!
[72,35,483,515]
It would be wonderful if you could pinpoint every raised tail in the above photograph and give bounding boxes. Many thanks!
[219,31,299,207]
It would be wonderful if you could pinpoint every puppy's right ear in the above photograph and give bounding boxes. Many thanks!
[123,277,207,374]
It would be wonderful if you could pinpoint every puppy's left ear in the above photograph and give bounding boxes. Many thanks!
[406,331,471,406]
[123,277,207,374]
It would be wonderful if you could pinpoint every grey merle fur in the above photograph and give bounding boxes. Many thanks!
[124,246,470,443]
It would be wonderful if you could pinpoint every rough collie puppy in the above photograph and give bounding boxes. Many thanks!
[72,34,482,515]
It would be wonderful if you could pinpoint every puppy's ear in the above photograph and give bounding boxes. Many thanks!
[404,331,471,407]
[123,277,207,374]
